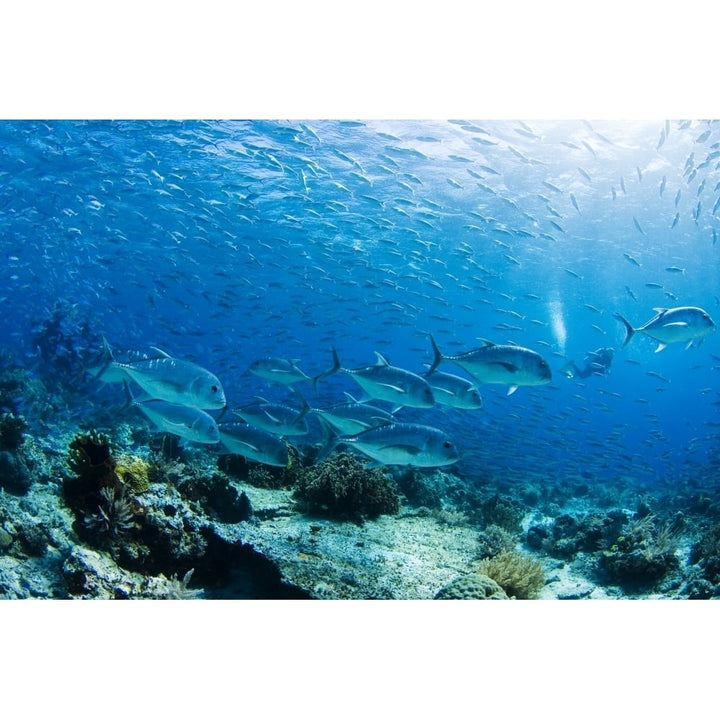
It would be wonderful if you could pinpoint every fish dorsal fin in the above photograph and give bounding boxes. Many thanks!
[149,346,172,358]
[477,338,495,347]
[343,392,361,403]
[652,308,668,315]
[654,343,667,353]
[374,352,390,366]
[507,385,519,396]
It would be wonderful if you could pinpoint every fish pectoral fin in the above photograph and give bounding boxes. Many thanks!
[262,410,281,425]
[662,321,689,328]
[491,361,519,373]
[381,444,422,455]
[379,382,406,394]
[507,385,519,396]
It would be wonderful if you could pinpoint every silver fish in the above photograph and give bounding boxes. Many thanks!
[233,397,309,436]
[311,393,396,436]
[246,357,310,385]
[423,367,483,409]
[132,396,220,445]
[614,306,716,352]
[429,335,552,395]
[217,422,289,467]
[96,339,226,410]
[322,422,460,468]
[314,347,434,410]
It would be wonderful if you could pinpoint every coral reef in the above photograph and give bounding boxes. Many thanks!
[477,524,518,559]
[475,550,546,599]
[293,452,399,523]
[0,413,27,451]
[114,454,152,494]
[472,493,526,532]
[598,513,682,589]
[435,573,509,600]
[526,510,627,559]
[689,521,720,586]
[31,300,103,390]
[0,450,33,495]
[394,467,444,509]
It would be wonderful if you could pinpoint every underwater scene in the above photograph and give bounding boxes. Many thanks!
[2,118,720,600]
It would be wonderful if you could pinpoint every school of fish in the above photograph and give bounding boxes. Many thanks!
[2,119,720,485]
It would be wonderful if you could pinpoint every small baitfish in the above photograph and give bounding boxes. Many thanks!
[614,306,716,352]
[314,347,435,410]
[94,338,226,410]
[428,335,552,395]
[319,421,460,468]
[246,357,311,385]
[217,422,290,467]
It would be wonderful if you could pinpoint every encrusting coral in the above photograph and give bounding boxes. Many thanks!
[434,573,509,600]
[293,452,399,523]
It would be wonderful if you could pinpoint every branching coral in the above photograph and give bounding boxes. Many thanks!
[84,486,137,538]
[476,550,545,599]
[599,513,682,588]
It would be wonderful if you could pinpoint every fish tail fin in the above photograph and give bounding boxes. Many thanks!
[90,336,115,382]
[292,389,312,423]
[313,346,341,390]
[314,415,340,464]
[428,335,443,374]
[613,313,635,347]
[121,379,135,410]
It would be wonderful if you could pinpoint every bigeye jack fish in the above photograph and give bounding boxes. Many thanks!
[217,422,290,467]
[246,357,311,386]
[94,338,226,410]
[124,382,220,445]
[428,335,552,395]
[422,366,484,409]
[614,306,716,352]
[318,421,460,469]
[314,347,435,410]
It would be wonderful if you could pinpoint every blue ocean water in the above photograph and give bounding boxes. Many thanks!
[2,119,718,491]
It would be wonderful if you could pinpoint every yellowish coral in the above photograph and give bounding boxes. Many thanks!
[476,550,545,599]
[115,454,151,494]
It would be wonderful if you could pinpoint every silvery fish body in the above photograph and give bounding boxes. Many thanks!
[614,306,716,352]
[134,398,220,445]
[429,335,552,395]
[247,357,310,386]
[424,368,483,409]
[96,340,226,409]
[330,422,460,468]
[312,394,396,436]
[234,398,309,436]
[217,422,289,467]
[314,347,434,409]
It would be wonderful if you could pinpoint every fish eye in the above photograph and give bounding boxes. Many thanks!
[211,385,218,393]
[443,441,452,449]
